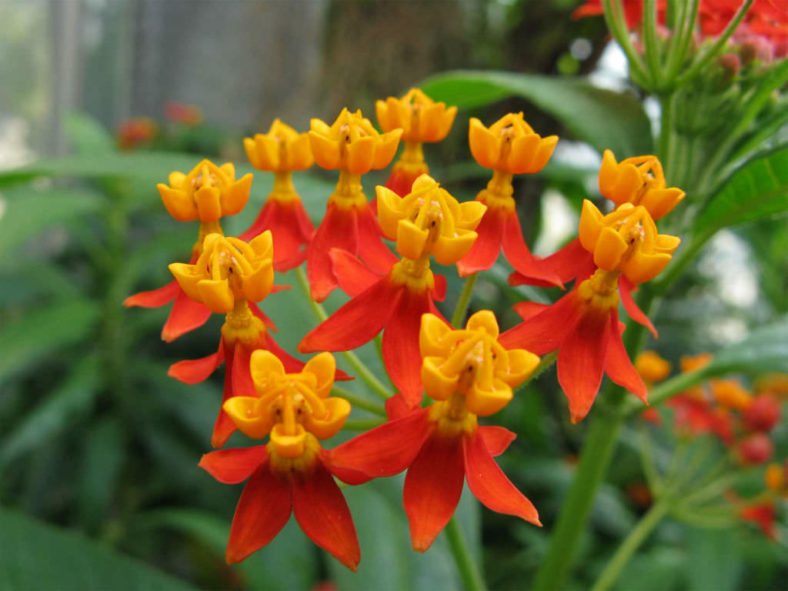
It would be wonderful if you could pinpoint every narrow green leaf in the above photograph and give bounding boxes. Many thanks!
[421,70,654,156]
[77,417,126,530]
[0,188,103,257]
[0,299,100,385]
[64,112,115,155]
[685,527,742,591]
[706,317,788,375]
[0,509,195,590]
[693,148,788,240]
[0,355,100,466]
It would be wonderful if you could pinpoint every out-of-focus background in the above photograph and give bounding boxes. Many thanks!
[1,1,786,590]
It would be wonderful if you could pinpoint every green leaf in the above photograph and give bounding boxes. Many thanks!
[0,298,100,385]
[693,148,788,240]
[144,509,316,591]
[0,188,103,257]
[0,509,195,590]
[64,112,115,155]
[706,317,788,375]
[77,417,126,530]
[684,527,742,591]
[0,355,100,466]
[421,70,654,156]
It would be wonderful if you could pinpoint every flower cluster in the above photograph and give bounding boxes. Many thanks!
[125,87,689,568]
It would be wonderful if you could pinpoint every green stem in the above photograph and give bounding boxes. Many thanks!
[624,366,709,416]
[451,273,478,328]
[603,0,652,88]
[591,500,670,591]
[532,390,628,590]
[675,0,754,87]
[294,266,392,401]
[643,0,663,87]
[445,517,486,591]
[331,386,387,417]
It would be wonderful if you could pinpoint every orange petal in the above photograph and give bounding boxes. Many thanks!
[382,288,433,407]
[329,249,381,297]
[124,280,179,308]
[168,346,224,384]
[478,425,516,457]
[463,430,540,524]
[499,290,583,355]
[199,445,269,484]
[293,460,360,571]
[299,277,403,353]
[327,408,431,479]
[604,312,647,404]
[619,277,657,338]
[457,207,505,276]
[557,306,611,423]
[502,212,563,287]
[404,432,465,552]
[161,290,213,342]
[225,464,293,564]
[306,203,360,302]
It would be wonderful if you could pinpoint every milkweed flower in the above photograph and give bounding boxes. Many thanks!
[117,117,158,150]
[304,108,401,301]
[124,160,253,342]
[168,232,304,447]
[199,351,363,569]
[502,200,681,422]
[164,101,203,126]
[459,113,561,285]
[240,119,316,271]
[299,174,485,406]
[376,88,457,196]
[328,311,541,551]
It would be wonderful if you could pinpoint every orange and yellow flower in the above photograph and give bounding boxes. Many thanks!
[376,88,457,196]
[328,311,541,551]
[460,113,561,285]
[305,108,402,301]
[240,119,315,270]
[199,351,362,569]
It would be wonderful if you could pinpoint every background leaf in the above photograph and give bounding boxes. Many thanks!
[0,509,195,590]
[421,70,653,156]
[0,188,103,257]
[706,316,788,375]
[693,148,788,240]
[64,112,116,155]
[0,298,100,385]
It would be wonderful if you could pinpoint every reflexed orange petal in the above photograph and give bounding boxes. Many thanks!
[404,432,465,552]
[385,393,412,420]
[168,345,224,384]
[356,204,397,275]
[604,312,648,403]
[512,301,548,321]
[433,273,447,302]
[212,341,257,448]
[161,290,213,342]
[512,238,593,287]
[463,431,540,524]
[307,203,360,302]
[503,213,563,288]
[382,288,433,407]
[328,408,431,479]
[385,166,424,197]
[124,280,179,308]
[457,207,505,276]
[199,445,269,484]
[500,290,583,355]
[299,278,403,353]
[330,248,382,297]
[619,277,657,338]
[557,306,612,423]
[293,461,360,571]
[478,425,516,457]
[240,199,315,271]
[225,463,293,564]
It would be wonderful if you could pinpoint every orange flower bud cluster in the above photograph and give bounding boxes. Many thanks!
[376,88,457,143]
[244,119,314,173]
[469,112,557,175]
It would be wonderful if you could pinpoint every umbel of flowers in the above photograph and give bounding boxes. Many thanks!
[299,174,486,406]
[124,160,252,341]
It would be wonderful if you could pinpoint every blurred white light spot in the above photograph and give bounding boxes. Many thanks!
[589,42,629,91]
[534,189,577,256]
[571,38,593,60]
[699,230,759,307]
